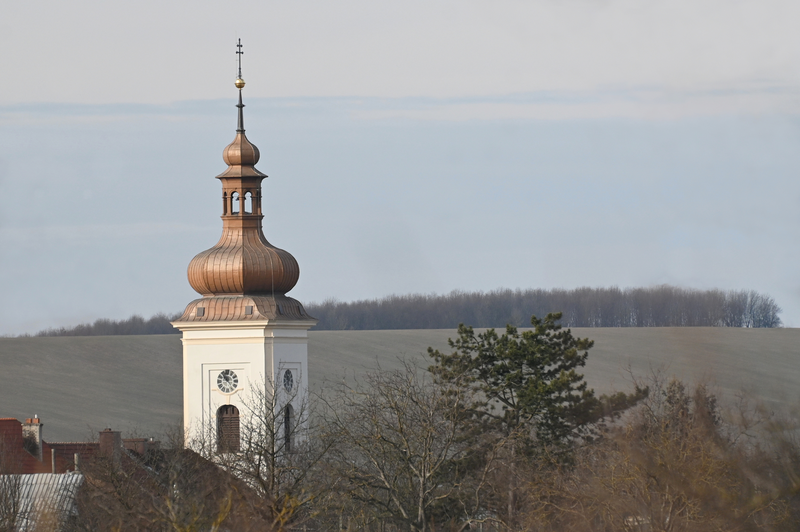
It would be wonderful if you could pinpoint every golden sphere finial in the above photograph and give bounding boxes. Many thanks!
[235,77,246,89]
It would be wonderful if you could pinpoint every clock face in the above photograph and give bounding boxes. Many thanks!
[283,370,294,392]
[217,370,239,394]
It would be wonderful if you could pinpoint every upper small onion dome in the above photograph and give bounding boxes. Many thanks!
[216,88,266,179]
[223,132,260,167]
[217,128,266,179]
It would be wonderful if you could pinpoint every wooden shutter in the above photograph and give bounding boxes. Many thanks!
[217,405,240,452]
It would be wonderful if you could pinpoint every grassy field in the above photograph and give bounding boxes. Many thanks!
[0,327,797,441]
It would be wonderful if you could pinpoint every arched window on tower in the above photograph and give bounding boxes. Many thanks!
[231,192,240,215]
[217,404,240,452]
[283,404,294,453]
[244,191,253,214]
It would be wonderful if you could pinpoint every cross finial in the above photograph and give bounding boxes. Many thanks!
[234,39,246,131]
[236,39,244,79]
[234,39,246,90]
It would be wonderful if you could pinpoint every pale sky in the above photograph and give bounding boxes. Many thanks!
[1,0,799,334]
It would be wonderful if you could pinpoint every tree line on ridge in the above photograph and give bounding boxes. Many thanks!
[30,313,181,337]
[309,285,782,330]
[26,285,782,337]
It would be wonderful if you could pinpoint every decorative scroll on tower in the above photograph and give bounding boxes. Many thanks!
[173,41,316,448]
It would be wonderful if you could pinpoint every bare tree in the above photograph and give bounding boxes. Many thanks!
[520,374,800,532]
[0,475,22,532]
[0,433,24,532]
[316,361,506,532]
[194,370,330,531]
[70,430,263,532]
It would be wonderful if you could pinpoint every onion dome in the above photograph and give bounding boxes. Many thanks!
[222,131,260,168]
[175,58,313,324]
[186,230,300,296]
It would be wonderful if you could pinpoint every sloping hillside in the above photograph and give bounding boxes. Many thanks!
[0,328,797,441]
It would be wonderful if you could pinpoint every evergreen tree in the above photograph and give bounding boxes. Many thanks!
[428,312,599,450]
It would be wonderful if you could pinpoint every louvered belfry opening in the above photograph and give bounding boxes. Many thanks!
[217,404,240,452]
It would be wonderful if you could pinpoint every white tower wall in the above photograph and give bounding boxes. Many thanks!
[177,319,313,445]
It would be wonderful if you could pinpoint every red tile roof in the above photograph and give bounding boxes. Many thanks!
[0,418,92,474]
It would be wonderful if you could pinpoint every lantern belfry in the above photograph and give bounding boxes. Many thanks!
[173,40,316,448]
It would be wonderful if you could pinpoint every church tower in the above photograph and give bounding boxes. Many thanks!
[173,41,316,450]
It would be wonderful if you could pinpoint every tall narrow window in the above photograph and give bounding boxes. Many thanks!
[231,192,240,215]
[217,404,240,452]
[284,404,294,453]
[244,191,253,214]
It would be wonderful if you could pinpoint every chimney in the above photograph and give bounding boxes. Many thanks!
[22,416,43,461]
[99,428,122,466]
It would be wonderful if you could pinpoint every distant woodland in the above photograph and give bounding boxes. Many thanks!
[27,286,782,337]
[32,313,181,337]
[309,286,783,330]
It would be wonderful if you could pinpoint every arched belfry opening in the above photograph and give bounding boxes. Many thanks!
[231,191,240,215]
[217,404,240,452]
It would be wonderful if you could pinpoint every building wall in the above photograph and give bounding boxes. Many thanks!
[179,320,311,445]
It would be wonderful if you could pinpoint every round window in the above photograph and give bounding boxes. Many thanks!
[283,370,294,392]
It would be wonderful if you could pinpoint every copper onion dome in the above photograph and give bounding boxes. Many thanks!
[175,48,312,324]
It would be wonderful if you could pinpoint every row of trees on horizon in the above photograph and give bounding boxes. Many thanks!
[31,313,180,337]
[28,285,782,337]
[309,285,783,330]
